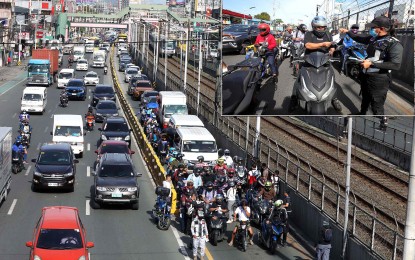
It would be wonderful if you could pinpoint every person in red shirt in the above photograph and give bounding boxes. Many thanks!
[254,23,279,80]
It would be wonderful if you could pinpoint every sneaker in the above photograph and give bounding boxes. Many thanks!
[23,161,28,164]
[226,220,233,224]
[228,241,233,247]
[249,239,254,245]
[332,99,342,112]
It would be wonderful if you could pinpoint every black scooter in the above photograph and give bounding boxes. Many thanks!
[60,95,68,107]
[12,150,24,174]
[293,52,341,115]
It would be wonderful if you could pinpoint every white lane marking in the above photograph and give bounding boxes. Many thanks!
[25,165,32,176]
[12,113,17,118]
[44,126,48,133]
[87,166,90,177]
[50,113,54,119]
[86,200,90,216]
[36,143,41,150]
[89,253,91,260]
[87,143,90,151]
[7,199,17,215]
[88,95,91,100]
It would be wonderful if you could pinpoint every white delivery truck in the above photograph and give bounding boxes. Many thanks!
[57,68,75,88]
[51,115,85,158]
[73,46,85,61]
[169,115,204,129]
[92,50,106,67]
[175,127,218,172]
[21,87,47,114]
[0,127,12,205]
[158,91,188,128]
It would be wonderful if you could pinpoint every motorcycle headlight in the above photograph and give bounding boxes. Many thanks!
[321,77,335,101]
[34,171,42,177]
[127,187,137,192]
[96,186,107,192]
[125,135,131,141]
[301,76,317,101]
[101,135,107,140]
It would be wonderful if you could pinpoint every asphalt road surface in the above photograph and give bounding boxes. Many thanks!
[0,51,313,260]
[223,53,413,116]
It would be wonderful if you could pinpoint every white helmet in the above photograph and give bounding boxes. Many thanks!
[274,199,284,208]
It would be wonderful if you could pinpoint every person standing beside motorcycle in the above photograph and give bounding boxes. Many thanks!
[191,208,209,260]
[336,24,361,74]
[339,16,403,124]
[162,175,173,203]
[254,23,279,81]
[290,16,343,112]
[228,199,254,246]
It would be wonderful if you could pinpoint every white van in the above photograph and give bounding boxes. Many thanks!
[158,91,188,127]
[169,115,204,129]
[51,115,84,158]
[175,127,218,170]
[73,46,85,61]
[57,68,75,88]
[21,87,47,114]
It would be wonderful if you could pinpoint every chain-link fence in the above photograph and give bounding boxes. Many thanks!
[330,0,414,32]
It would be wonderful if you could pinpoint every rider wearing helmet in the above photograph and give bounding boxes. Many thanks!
[19,110,30,123]
[254,23,279,80]
[214,158,228,176]
[259,181,277,201]
[223,149,233,168]
[228,199,254,246]
[209,194,228,215]
[202,181,217,205]
[226,168,237,182]
[290,24,307,67]
[173,163,188,186]
[268,199,289,246]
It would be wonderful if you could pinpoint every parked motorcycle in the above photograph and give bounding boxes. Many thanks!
[258,218,284,254]
[12,150,24,174]
[294,52,341,115]
[235,221,249,252]
[152,187,172,230]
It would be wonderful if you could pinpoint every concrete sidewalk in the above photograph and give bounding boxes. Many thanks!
[0,60,28,86]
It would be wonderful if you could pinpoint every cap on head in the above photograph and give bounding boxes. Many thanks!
[367,16,391,28]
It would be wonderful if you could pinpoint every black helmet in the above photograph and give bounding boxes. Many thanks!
[88,106,93,113]
[298,24,307,32]
[311,16,327,38]
[15,140,21,146]
[206,181,213,187]
[215,194,224,203]
[350,24,359,29]
[197,155,204,163]
[217,148,224,157]
[218,176,226,184]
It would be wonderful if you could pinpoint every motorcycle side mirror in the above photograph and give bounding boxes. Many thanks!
[31,159,37,163]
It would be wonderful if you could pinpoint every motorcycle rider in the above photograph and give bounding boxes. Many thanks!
[181,181,197,234]
[12,141,25,168]
[283,26,294,40]
[60,90,68,105]
[19,119,32,135]
[339,16,403,128]
[215,175,228,196]
[259,181,277,202]
[254,23,279,81]
[187,168,203,191]
[290,16,342,113]
[173,163,188,187]
[191,207,209,260]
[19,110,30,123]
[290,24,307,67]
[85,108,95,130]
[202,167,216,184]
[262,200,288,246]
[228,199,254,246]
[104,64,108,74]
[223,149,234,168]
[208,194,228,237]
[202,181,217,206]
[213,158,228,176]
[226,168,237,183]
[14,140,27,164]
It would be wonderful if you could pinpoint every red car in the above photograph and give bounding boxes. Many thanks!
[95,140,135,165]
[26,206,94,260]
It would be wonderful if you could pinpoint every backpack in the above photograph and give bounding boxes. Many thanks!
[323,227,333,243]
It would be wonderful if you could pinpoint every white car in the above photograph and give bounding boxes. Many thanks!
[117,47,127,57]
[125,63,137,70]
[124,68,139,83]
[83,71,99,86]
[76,59,88,71]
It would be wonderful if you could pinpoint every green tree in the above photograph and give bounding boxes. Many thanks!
[273,18,284,25]
[254,12,271,21]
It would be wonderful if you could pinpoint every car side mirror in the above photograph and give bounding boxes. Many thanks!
[98,128,102,131]
[25,241,33,248]
[74,159,79,163]
[31,159,37,163]
[136,172,142,177]
[86,241,95,248]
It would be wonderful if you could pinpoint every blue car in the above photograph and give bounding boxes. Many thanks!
[66,79,86,101]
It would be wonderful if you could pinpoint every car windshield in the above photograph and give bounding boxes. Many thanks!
[145,96,158,103]
[54,126,82,137]
[182,141,217,153]
[100,144,129,154]
[78,60,87,64]
[97,102,116,109]
[28,65,49,73]
[98,164,134,177]
[36,229,83,249]
[95,87,114,94]
[136,82,151,88]
[38,150,71,165]
[224,25,249,33]
[86,73,97,78]
[59,72,73,79]
[74,51,83,55]
[164,105,187,115]
[104,122,129,131]
[68,81,84,87]
[127,70,138,75]
[23,93,42,101]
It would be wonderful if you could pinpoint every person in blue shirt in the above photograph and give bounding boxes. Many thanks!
[12,140,27,163]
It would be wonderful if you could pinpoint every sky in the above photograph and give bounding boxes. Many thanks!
[223,0,323,25]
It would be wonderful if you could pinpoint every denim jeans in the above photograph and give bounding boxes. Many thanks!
[266,53,278,75]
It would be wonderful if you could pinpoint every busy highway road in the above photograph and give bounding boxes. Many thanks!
[223,53,413,116]
[0,51,313,260]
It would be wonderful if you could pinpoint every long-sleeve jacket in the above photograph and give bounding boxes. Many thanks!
[191,218,208,237]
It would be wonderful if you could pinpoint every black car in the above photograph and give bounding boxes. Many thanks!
[140,90,159,104]
[223,24,259,54]
[66,79,86,101]
[99,116,132,147]
[95,100,119,122]
[91,153,141,210]
[91,85,116,107]
[31,143,79,192]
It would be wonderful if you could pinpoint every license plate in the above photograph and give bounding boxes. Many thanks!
[241,225,246,229]
[36,80,40,82]
[48,183,58,187]
[72,93,77,95]
[111,193,122,198]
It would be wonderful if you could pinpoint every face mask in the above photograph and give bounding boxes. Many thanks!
[369,28,378,37]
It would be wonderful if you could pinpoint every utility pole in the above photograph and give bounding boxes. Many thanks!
[183,18,190,93]
[342,116,352,257]
[403,117,415,259]
[196,35,202,115]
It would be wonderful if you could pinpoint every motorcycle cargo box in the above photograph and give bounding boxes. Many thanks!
[155,186,170,197]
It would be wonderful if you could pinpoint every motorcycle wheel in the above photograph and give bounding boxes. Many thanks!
[241,234,247,252]
[157,216,171,230]
[212,230,219,246]
[12,164,19,174]
[270,239,278,254]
